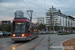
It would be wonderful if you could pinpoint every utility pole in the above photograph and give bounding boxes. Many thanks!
[49,6,54,33]
[27,10,33,21]
[52,6,54,33]
[60,16,61,31]
[71,19,72,33]
[63,15,64,31]
[66,16,67,33]
[68,18,70,31]
[46,25,48,31]
[49,8,51,31]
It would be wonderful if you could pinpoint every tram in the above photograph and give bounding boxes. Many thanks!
[11,17,39,41]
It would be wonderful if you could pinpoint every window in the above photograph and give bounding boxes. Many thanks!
[25,22,30,33]
[13,22,25,33]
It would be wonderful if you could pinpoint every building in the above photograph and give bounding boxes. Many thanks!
[37,17,44,25]
[15,10,24,18]
[1,21,11,31]
[2,21,11,24]
[46,6,61,31]
[46,6,75,31]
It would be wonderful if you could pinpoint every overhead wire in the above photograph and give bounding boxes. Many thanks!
[23,0,31,9]
[0,5,14,14]
[0,5,14,10]
[44,0,47,12]
[26,0,47,18]
[44,0,47,17]
[52,0,73,15]
[23,0,39,19]
[27,0,46,11]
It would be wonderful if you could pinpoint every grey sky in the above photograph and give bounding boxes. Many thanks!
[0,0,75,23]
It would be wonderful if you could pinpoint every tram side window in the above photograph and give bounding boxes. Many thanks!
[30,24,33,33]
[32,25,34,33]
[37,27,39,33]
[35,27,38,34]
[32,25,37,34]
[25,22,30,33]
[29,24,38,34]
[30,24,34,34]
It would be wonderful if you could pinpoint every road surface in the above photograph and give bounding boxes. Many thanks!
[0,34,75,50]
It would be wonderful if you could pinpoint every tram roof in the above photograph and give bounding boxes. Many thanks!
[13,19,38,26]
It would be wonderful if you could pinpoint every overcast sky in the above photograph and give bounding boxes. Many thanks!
[0,0,75,23]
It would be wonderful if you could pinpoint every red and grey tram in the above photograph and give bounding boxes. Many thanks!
[11,18,39,41]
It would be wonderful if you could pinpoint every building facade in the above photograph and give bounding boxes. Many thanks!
[46,6,61,31]
[46,6,75,31]
[37,17,44,25]
[2,21,11,24]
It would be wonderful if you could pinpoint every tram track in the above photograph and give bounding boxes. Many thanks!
[9,40,32,50]
[10,43,25,50]
[48,36,50,50]
[0,41,16,48]
[0,41,27,50]
[0,35,73,50]
[31,36,45,50]
[0,44,12,48]
[31,35,71,50]
[0,36,42,50]
[31,36,51,50]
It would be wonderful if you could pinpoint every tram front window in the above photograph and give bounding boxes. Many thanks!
[14,22,25,33]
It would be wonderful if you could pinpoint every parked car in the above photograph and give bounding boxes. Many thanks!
[41,31,46,34]
[50,31,57,33]
[58,31,64,33]
[6,32,11,36]
[46,31,50,33]
[0,31,3,37]
[3,32,11,36]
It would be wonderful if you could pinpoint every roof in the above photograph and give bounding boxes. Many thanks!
[13,19,38,26]
[13,19,30,22]
[68,16,75,20]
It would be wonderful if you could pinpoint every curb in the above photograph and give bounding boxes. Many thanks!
[61,41,65,50]
[61,38,73,50]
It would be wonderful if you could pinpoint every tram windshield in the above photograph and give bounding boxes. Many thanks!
[13,22,25,33]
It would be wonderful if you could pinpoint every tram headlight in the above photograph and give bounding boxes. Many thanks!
[13,34,15,37]
[22,34,24,37]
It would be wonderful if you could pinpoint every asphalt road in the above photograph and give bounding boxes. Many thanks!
[0,34,75,50]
